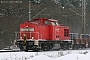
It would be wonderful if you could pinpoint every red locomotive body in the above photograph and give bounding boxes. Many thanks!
[19,18,70,40]
[16,18,72,51]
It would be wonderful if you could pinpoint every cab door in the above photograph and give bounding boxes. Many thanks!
[54,26,60,40]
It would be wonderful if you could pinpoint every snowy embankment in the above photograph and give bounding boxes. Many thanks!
[0,50,90,60]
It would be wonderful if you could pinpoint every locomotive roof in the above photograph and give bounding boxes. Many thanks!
[21,18,59,25]
[33,18,58,22]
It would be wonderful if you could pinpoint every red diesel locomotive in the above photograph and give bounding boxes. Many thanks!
[15,18,72,51]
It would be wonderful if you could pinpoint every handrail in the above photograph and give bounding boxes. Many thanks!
[15,32,40,40]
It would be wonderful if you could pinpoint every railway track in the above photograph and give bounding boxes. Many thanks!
[0,48,90,52]
[0,50,22,52]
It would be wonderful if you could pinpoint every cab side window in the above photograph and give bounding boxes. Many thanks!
[64,29,69,37]
[51,22,55,26]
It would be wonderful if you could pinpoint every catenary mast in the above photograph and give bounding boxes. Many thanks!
[82,0,86,34]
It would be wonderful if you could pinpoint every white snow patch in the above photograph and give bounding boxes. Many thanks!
[0,50,90,60]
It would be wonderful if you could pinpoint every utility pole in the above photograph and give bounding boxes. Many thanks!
[29,1,31,21]
[82,0,86,34]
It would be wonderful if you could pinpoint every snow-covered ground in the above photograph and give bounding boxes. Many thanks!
[0,50,90,60]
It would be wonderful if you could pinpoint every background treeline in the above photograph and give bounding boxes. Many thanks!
[0,0,90,49]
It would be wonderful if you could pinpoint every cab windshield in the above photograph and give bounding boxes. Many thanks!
[44,20,50,25]
[51,21,59,26]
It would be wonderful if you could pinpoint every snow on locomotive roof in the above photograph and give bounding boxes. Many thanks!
[49,19,58,22]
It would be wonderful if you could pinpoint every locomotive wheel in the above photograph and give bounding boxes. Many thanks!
[72,44,79,50]
[19,44,24,51]
[33,45,41,52]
